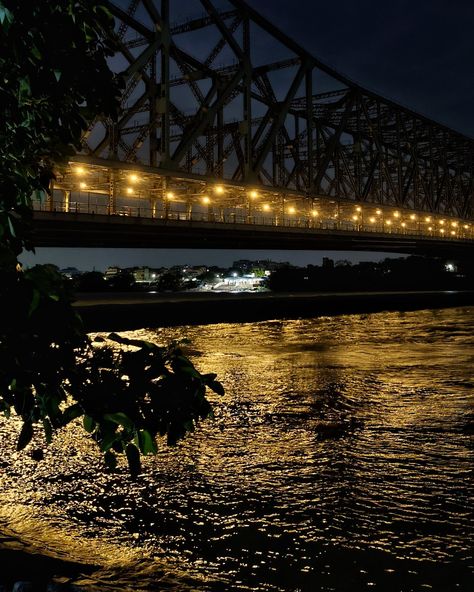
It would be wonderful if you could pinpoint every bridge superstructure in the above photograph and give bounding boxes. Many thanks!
[36,0,474,252]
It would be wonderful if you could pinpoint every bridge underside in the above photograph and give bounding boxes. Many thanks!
[33,211,472,257]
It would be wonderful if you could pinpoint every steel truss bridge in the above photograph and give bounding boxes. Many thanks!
[34,0,474,254]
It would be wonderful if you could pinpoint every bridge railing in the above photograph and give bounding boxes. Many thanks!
[32,197,473,242]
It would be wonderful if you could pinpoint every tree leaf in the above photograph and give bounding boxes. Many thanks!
[17,421,33,451]
[126,443,141,477]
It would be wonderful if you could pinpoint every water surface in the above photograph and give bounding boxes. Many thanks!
[1,307,473,591]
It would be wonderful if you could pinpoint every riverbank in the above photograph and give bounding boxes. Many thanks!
[74,290,474,331]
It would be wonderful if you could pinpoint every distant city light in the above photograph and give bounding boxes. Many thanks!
[451,231,456,235]
[464,224,469,229]
[386,220,392,226]
[393,211,400,218]
[352,215,358,221]
[311,210,319,217]
[439,220,445,225]
[428,226,433,231]
[446,263,455,272]
[401,222,406,228]
[451,222,458,227]
[263,204,271,212]
[410,214,416,220]
[425,217,431,222]
[356,206,362,212]
[369,217,376,223]
[376,209,382,215]
[440,228,445,234]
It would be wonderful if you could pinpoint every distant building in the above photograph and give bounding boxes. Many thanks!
[60,267,82,279]
[104,266,122,279]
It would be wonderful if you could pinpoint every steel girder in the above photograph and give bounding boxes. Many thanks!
[82,0,474,220]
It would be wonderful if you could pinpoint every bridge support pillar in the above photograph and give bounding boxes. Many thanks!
[108,170,117,215]
[64,190,70,213]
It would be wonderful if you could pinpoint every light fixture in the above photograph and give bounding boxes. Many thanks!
[356,206,362,212]
[288,206,296,214]
[451,222,458,227]
[393,211,400,218]
[249,190,259,199]
[79,182,87,189]
[410,214,416,220]
[401,222,406,228]
[376,209,382,215]
[369,217,376,223]
[352,215,358,221]
[440,229,445,234]
[202,196,210,205]
[75,167,85,175]
[425,217,431,223]
[386,220,392,226]
[439,220,445,225]
[129,174,139,183]
[311,210,319,217]
[166,191,174,199]
[263,204,271,212]
[214,185,225,195]
[428,226,433,231]
[450,230,456,235]
[127,187,133,195]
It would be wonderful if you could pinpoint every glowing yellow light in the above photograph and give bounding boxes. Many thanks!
[129,174,139,183]
[214,185,225,195]
[451,222,458,228]
[428,226,433,231]
[311,210,319,217]
[263,204,271,212]
[75,167,85,175]
[356,206,362,212]
[166,191,174,199]
[386,220,392,226]
[410,214,416,220]
[288,206,296,215]
[376,209,382,215]
[352,215,358,221]
[401,222,406,228]
[126,187,133,195]
[440,229,445,234]
[425,217,431,223]
[451,230,456,235]
[249,190,259,199]
[393,211,400,218]
[201,196,210,205]
[439,220,445,225]
[464,225,469,229]
[79,182,87,189]
[369,217,376,223]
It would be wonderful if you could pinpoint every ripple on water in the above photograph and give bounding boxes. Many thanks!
[0,307,473,591]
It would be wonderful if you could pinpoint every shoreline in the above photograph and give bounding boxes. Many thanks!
[74,290,474,332]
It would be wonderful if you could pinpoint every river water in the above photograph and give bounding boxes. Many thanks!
[0,307,473,591]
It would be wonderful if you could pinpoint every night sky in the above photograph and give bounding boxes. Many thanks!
[23,0,474,271]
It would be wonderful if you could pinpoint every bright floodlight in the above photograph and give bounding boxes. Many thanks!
[166,191,174,199]
[249,190,259,199]
[127,187,133,194]
[202,196,210,204]
[75,167,85,175]
[288,206,296,214]
[79,182,87,189]
[214,185,225,195]
[129,174,139,183]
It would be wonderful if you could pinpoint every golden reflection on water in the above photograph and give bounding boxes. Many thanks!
[1,307,473,591]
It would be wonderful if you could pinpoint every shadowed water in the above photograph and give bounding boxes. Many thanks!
[0,307,473,591]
